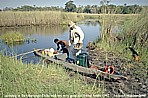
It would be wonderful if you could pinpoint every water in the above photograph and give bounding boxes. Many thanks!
[0,21,100,64]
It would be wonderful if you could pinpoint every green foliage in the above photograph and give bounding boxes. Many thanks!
[96,7,148,65]
[83,5,91,13]
[0,31,24,44]
[1,55,101,97]
[65,1,77,12]
[1,1,145,14]
[121,8,148,48]
[4,5,64,11]
[122,4,142,14]
[17,5,35,11]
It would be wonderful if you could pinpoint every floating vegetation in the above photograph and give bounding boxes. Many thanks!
[0,31,24,44]
[0,32,37,46]
[25,37,37,44]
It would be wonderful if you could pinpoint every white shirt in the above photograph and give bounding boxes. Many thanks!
[70,25,84,44]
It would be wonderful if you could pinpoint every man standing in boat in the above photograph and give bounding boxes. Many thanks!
[68,21,84,49]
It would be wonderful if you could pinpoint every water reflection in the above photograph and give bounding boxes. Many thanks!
[0,25,68,36]
[3,41,25,47]
[82,21,100,27]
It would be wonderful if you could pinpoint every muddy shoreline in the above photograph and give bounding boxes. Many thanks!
[86,45,147,96]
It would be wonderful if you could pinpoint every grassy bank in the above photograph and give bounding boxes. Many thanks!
[98,9,148,64]
[1,54,102,97]
[0,11,86,27]
[93,8,148,80]
[86,9,148,95]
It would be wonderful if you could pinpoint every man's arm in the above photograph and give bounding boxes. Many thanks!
[74,32,81,41]
[57,43,60,50]
[69,29,75,44]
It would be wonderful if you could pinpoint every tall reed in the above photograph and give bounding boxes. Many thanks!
[0,11,85,27]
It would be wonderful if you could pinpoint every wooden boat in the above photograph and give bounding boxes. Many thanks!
[33,48,127,80]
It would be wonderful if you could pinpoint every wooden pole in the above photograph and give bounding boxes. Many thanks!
[12,50,34,57]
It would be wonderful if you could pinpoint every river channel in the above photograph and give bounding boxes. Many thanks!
[0,21,100,63]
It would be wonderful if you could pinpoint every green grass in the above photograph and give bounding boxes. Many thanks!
[96,7,148,63]
[1,54,102,97]
[0,31,24,44]
[92,8,148,81]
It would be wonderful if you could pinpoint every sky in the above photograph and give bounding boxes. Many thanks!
[0,0,148,9]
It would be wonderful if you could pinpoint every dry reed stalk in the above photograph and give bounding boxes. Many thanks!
[0,11,83,27]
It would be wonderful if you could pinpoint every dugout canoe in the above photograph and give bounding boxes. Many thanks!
[33,48,127,80]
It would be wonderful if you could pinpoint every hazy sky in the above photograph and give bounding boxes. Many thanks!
[0,0,148,9]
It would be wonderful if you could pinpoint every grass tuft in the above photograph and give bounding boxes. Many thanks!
[1,54,101,97]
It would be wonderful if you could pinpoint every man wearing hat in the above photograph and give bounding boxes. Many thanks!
[68,21,84,49]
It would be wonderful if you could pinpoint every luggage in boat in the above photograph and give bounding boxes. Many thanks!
[34,48,67,61]
[76,53,90,68]
[73,43,83,50]
[34,49,127,80]
[55,53,67,61]
[66,58,75,64]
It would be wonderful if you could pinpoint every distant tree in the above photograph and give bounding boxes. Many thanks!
[77,5,84,13]
[107,4,116,14]
[131,4,142,14]
[33,5,36,11]
[3,7,13,11]
[124,3,127,6]
[1,1,144,14]
[100,0,111,13]
[122,3,128,14]
[116,6,123,14]
[65,0,76,12]
[83,5,91,13]
[100,0,110,6]
[91,5,98,13]
[20,5,35,11]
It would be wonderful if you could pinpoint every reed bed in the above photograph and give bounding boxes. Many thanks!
[0,31,24,43]
[0,11,137,27]
[0,11,85,27]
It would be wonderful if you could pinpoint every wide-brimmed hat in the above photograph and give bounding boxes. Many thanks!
[68,21,75,27]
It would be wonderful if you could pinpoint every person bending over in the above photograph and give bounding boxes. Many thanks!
[54,38,69,57]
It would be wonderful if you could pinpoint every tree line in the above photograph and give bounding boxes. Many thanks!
[1,0,146,14]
